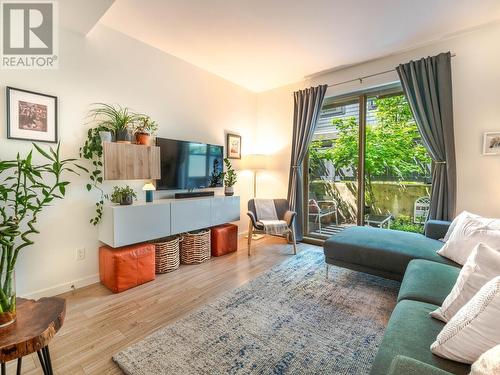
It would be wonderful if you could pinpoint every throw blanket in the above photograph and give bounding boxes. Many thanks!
[254,199,288,235]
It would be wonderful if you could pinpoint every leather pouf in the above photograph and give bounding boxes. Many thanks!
[99,243,155,293]
[211,223,238,257]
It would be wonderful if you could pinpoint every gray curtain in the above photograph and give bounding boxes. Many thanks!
[396,52,456,221]
[287,85,328,240]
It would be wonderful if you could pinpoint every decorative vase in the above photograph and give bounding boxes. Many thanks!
[0,270,16,328]
[120,195,133,205]
[135,133,150,146]
[99,131,112,143]
[116,128,132,144]
[224,186,234,196]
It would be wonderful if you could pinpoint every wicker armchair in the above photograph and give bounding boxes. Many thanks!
[246,199,297,256]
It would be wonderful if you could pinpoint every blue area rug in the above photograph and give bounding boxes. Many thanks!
[114,248,399,374]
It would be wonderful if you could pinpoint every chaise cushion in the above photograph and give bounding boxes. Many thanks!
[370,300,470,375]
[324,226,459,280]
[398,259,460,306]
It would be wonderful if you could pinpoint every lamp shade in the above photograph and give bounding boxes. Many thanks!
[242,154,268,171]
[142,183,156,191]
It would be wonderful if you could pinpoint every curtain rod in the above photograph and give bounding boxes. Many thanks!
[326,53,456,88]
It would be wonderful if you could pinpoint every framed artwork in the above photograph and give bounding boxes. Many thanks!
[226,133,241,159]
[7,87,58,143]
[483,132,500,155]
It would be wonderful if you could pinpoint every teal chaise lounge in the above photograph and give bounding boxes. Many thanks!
[323,220,471,374]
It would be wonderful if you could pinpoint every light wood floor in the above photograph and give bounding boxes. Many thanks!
[15,236,312,375]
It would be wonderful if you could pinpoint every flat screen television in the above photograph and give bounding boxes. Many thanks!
[156,137,224,190]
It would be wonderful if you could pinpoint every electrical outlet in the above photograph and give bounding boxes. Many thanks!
[76,248,85,261]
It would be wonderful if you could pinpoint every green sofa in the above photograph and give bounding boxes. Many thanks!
[323,220,471,374]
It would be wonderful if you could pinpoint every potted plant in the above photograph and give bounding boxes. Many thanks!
[134,116,158,146]
[0,143,83,326]
[222,158,237,196]
[88,103,142,144]
[110,186,137,205]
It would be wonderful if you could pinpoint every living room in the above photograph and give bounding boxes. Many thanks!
[0,0,499,374]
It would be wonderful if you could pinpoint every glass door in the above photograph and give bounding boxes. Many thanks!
[305,96,361,239]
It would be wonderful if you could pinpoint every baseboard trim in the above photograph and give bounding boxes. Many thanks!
[20,274,100,300]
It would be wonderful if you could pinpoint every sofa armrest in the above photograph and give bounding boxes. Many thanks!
[424,220,452,240]
[388,356,453,375]
[283,210,296,227]
[247,212,259,229]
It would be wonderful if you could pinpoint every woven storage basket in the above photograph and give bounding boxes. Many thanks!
[180,229,211,264]
[153,236,181,273]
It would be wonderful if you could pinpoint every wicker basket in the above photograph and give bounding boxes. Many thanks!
[153,236,181,274]
[180,229,211,264]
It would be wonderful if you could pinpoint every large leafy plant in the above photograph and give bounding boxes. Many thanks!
[0,144,83,315]
[222,158,237,187]
[88,103,143,133]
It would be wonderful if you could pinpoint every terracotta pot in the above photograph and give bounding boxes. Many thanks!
[135,133,150,146]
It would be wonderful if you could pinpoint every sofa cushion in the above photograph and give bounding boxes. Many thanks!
[370,300,470,375]
[398,259,460,306]
[324,226,459,279]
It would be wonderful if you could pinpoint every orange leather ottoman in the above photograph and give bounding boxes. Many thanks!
[99,243,155,293]
[211,223,238,257]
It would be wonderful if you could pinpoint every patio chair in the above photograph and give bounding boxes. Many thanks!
[247,199,297,256]
[308,198,339,233]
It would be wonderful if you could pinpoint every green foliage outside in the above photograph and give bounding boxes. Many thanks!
[309,95,431,209]
[391,215,425,234]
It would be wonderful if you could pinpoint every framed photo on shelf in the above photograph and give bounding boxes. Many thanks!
[7,87,58,143]
[483,131,500,155]
[226,133,241,159]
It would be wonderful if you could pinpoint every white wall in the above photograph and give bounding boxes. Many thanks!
[0,25,257,297]
[256,22,500,218]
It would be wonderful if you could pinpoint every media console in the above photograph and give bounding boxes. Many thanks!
[98,195,240,248]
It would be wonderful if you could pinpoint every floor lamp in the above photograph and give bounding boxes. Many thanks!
[243,154,268,240]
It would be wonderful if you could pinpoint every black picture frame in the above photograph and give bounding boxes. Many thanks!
[226,133,241,159]
[6,86,58,143]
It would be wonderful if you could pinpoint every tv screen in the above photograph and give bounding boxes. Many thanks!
[156,138,224,190]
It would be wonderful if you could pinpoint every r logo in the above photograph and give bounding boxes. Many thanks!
[3,2,53,54]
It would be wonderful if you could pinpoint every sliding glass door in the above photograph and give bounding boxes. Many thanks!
[304,86,432,240]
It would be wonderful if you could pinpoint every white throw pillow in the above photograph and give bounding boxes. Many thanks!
[443,211,480,242]
[470,344,500,375]
[437,217,500,265]
[431,243,500,322]
[430,276,500,364]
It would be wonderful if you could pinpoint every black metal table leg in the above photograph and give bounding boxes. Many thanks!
[37,346,54,375]
[43,347,53,375]
[16,357,22,375]
[1,362,5,375]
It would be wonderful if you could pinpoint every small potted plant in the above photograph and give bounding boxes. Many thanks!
[110,186,137,206]
[134,116,158,145]
[88,103,142,144]
[222,158,237,196]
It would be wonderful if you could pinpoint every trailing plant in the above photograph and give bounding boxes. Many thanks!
[222,158,237,187]
[0,143,84,320]
[110,185,137,204]
[134,116,158,135]
[80,125,107,225]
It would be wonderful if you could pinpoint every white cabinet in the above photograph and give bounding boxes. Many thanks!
[170,198,211,234]
[98,196,240,248]
[211,196,240,226]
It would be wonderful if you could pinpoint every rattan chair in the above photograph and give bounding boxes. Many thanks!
[246,199,297,256]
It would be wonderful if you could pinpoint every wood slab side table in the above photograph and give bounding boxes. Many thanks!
[0,297,66,375]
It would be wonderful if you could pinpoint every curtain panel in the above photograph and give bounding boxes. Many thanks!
[287,85,328,240]
[396,52,456,221]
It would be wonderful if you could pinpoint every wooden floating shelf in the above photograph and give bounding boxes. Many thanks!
[103,142,161,180]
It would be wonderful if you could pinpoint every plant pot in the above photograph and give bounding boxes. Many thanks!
[224,186,234,196]
[120,195,134,205]
[116,129,132,144]
[135,132,150,146]
[0,270,16,328]
[99,131,112,143]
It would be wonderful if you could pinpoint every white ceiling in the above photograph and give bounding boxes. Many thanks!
[99,0,500,92]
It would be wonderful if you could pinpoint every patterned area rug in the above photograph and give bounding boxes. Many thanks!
[114,248,399,374]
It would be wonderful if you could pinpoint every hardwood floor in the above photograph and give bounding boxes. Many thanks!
[16,236,313,375]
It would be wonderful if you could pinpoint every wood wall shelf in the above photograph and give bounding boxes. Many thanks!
[103,142,161,180]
